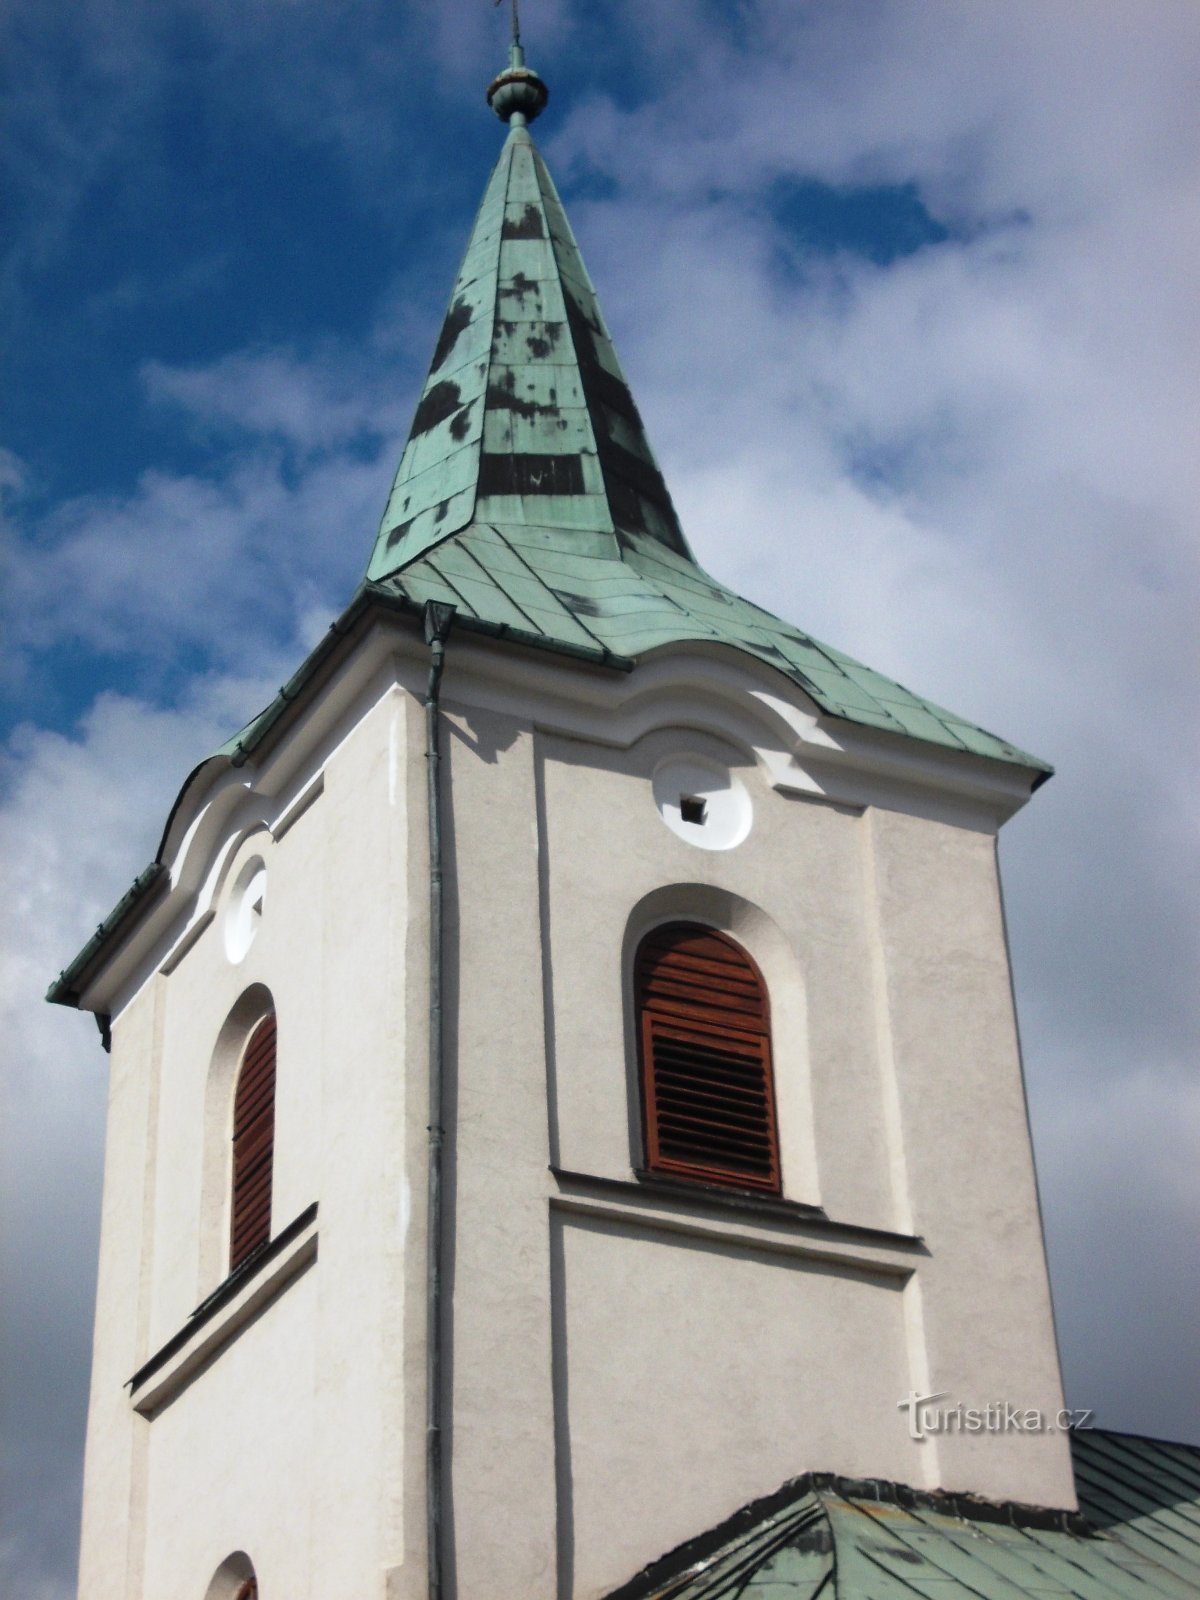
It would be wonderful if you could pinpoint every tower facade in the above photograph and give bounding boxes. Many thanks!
[54,47,1075,1600]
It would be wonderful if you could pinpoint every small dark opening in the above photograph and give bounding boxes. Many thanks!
[680,795,707,825]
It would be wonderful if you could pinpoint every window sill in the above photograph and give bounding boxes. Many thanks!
[128,1201,318,1417]
[632,1167,827,1222]
[549,1168,925,1270]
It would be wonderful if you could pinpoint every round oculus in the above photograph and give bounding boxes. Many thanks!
[225,857,267,964]
[652,756,752,851]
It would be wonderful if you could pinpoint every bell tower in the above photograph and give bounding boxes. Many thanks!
[54,38,1075,1600]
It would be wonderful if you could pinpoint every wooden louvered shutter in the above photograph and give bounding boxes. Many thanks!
[636,924,781,1194]
[230,1014,276,1268]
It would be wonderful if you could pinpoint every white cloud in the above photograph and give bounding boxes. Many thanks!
[3,346,414,672]
[142,344,412,458]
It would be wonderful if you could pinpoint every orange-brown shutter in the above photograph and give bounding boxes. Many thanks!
[635,924,781,1193]
[230,1014,276,1267]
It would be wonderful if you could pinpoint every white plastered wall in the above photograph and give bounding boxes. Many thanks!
[74,626,1073,1600]
[76,677,427,1600]
[437,670,1073,1599]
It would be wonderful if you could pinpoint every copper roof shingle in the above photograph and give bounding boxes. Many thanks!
[602,1431,1200,1600]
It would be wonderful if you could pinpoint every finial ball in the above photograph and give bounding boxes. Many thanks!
[487,66,549,124]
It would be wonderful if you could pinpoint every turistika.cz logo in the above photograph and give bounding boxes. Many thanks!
[897,1391,1095,1441]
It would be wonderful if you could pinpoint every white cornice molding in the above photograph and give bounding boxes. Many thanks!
[80,613,1041,1017]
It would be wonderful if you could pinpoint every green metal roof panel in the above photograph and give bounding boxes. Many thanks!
[367,121,693,582]
[424,567,535,633]
[45,861,168,1007]
[605,1433,1200,1600]
[388,567,465,612]
[1071,1433,1200,1588]
[500,523,621,561]
[376,510,1049,769]
[381,533,606,653]
[828,1497,1046,1599]
[607,1487,835,1600]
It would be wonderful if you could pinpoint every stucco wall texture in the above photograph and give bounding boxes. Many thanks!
[75,636,1074,1600]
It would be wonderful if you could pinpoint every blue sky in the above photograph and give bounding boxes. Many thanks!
[3,3,1199,1595]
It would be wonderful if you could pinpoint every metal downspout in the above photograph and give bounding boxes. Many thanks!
[423,599,455,1600]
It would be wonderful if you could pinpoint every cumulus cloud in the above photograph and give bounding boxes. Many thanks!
[142,346,404,456]
[2,346,413,676]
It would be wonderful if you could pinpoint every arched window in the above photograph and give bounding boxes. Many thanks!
[204,1551,256,1600]
[230,1012,276,1267]
[635,923,781,1194]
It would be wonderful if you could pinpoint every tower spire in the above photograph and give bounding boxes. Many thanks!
[358,30,1048,776]
[372,31,691,578]
[486,3,548,126]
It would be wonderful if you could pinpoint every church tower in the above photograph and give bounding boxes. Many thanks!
[52,38,1076,1600]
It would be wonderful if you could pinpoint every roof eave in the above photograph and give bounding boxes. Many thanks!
[46,862,170,1009]
[47,578,1047,1015]
[231,581,634,772]
[44,584,636,1013]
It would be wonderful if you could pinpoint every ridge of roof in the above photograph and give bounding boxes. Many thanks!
[603,1430,1200,1600]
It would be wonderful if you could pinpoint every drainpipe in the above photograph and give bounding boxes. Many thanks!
[422,599,455,1600]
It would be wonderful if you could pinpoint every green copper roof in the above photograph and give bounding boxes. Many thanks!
[365,118,1048,775]
[370,122,691,576]
[605,1431,1200,1600]
[372,521,1046,767]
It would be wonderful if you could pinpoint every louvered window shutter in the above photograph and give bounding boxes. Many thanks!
[230,1014,276,1268]
[636,924,781,1193]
